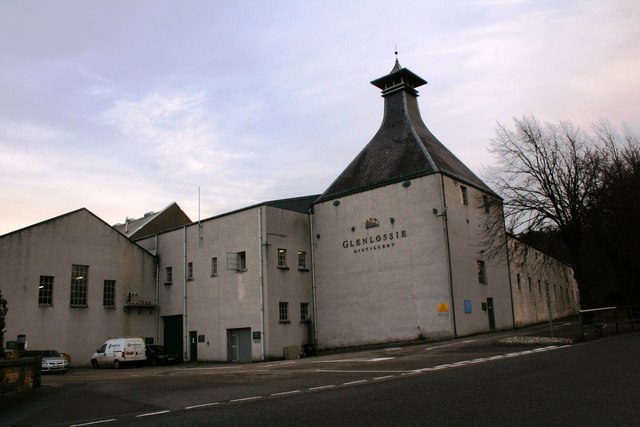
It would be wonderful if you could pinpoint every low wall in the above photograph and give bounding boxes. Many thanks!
[0,357,41,396]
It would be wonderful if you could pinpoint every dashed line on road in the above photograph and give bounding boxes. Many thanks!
[230,396,263,403]
[185,402,220,410]
[343,380,368,386]
[136,410,170,418]
[271,390,302,397]
[70,420,116,427]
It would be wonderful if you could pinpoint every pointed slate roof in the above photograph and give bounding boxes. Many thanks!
[315,60,496,203]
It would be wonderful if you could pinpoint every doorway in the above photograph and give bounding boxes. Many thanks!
[189,331,198,362]
[487,298,496,331]
[227,328,252,363]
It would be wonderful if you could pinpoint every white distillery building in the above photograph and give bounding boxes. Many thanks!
[0,60,580,364]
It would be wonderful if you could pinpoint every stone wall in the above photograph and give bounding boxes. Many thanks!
[0,357,41,396]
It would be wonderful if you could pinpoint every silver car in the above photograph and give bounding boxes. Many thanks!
[41,350,69,373]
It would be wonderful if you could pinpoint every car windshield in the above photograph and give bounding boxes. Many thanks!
[42,350,61,357]
[147,346,164,353]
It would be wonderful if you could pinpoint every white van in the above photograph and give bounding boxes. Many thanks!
[91,337,146,369]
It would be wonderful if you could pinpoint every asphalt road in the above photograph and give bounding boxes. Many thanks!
[2,323,638,426]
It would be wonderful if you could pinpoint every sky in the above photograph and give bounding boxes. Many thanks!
[1,0,639,235]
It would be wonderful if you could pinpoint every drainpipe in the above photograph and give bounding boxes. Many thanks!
[258,207,266,361]
[309,208,319,353]
[183,226,188,362]
[440,175,457,338]
[155,234,159,344]
[502,205,516,330]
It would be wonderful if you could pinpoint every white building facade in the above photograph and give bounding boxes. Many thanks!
[0,61,580,364]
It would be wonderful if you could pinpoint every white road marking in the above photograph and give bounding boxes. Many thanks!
[70,420,116,427]
[136,410,170,418]
[271,390,301,396]
[309,385,336,391]
[185,402,220,410]
[343,380,368,386]
[373,375,395,381]
[230,396,262,403]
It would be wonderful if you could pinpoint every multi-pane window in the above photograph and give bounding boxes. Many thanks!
[297,251,307,270]
[38,276,54,305]
[70,264,89,307]
[211,257,218,276]
[166,267,173,284]
[187,262,194,280]
[103,280,116,308]
[279,302,289,322]
[460,185,469,206]
[300,302,310,321]
[278,249,287,268]
[477,260,487,284]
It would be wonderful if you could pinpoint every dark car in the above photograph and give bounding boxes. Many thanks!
[145,345,179,366]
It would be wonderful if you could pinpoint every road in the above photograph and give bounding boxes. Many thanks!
[2,324,638,426]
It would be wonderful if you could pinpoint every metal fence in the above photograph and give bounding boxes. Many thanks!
[579,306,640,339]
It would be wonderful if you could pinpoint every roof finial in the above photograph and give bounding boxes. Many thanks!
[394,44,398,59]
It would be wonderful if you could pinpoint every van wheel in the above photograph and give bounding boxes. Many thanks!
[91,359,99,369]
[114,360,120,369]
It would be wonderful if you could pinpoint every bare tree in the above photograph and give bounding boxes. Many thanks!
[483,116,638,307]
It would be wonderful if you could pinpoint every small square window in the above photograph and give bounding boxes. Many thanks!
[279,302,289,322]
[227,251,247,272]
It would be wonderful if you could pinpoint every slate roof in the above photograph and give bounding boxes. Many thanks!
[113,202,192,240]
[315,60,496,204]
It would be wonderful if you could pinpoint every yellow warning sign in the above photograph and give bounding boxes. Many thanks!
[438,303,449,313]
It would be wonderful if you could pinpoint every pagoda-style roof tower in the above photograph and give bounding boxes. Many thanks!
[316,59,495,203]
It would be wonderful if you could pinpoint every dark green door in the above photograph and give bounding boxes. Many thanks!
[189,331,198,362]
[163,315,183,361]
[487,298,496,331]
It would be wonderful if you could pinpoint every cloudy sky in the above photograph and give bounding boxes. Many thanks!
[1,0,639,235]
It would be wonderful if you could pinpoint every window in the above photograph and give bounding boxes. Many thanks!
[103,280,116,308]
[483,195,490,213]
[298,251,307,270]
[460,185,469,206]
[279,302,289,322]
[516,273,521,291]
[227,251,247,271]
[277,248,288,268]
[187,262,194,280]
[211,257,218,276]
[300,302,310,321]
[528,276,532,293]
[38,276,54,306]
[70,265,89,307]
[538,280,542,294]
[477,260,487,284]
[165,267,173,285]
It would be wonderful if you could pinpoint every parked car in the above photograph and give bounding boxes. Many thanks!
[91,337,146,369]
[40,350,69,373]
[145,345,179,366]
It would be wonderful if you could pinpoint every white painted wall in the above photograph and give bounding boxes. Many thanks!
[313,175,455,349]
[0,209,157,365]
